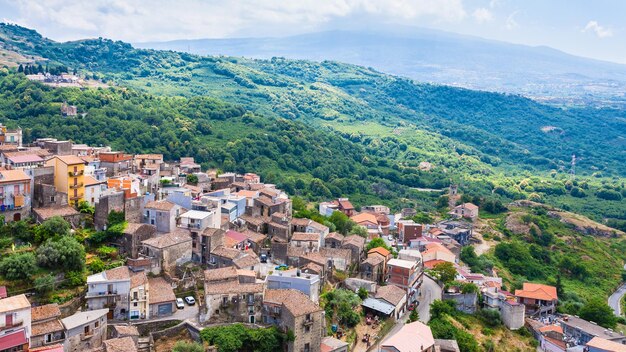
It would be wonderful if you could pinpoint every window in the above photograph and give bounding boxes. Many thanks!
[305,325,310,333]
[304,343,310,352]
[45,333,52,343]
[133,302,138,307]
[94,321,99,328]
[50,196,55,202]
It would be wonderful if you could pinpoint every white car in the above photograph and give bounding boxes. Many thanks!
[388,235,394,241]
[176,298,185,309]
[184,296,196,306]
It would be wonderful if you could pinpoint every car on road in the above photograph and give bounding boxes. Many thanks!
[388,235,393,241]
[176,298,185,309]
[184,296,196,306]
[275,264,288,271]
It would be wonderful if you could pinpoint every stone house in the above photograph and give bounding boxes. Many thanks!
[267,212,291,241]
[147,277,176,318]
[290,232,322,251]
[324,232,344,249]
[30,303,65,348]
[375,285,407,321]
[360,255,385,283]
[143,200,182,233]
[263,289,324,352]
[450,203,479,221]
[86,266,131,320]
[117,223,157,258]
[33,206,82,227]
[60,309,108,352]
[266,269,321,303]
[319,247,352,272]
[204,281,264,323]
[139,228,193,275]
[192,227,225,266]
[341,235,365,263]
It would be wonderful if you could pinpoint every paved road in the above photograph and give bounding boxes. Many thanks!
[608,264,626,316]
[418,275,442,323]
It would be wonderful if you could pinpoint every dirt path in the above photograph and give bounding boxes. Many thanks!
[473,231,492,256]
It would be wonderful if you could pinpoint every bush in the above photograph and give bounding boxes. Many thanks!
[34,274,56,294]
[97,246,118,259]
[477,308,501,327]
[37,236,86,272]
[0,252,37,280]
[65,271,86,287]
[172,341,204,352]
[36,216,71,242]
[88,258,106,273]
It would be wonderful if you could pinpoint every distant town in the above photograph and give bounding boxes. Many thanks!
[0,120,621,352]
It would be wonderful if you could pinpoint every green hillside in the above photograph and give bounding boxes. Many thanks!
[0,23,625,227]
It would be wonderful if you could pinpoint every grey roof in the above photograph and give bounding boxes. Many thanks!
[61,309,109,330]
[361,297,395,315]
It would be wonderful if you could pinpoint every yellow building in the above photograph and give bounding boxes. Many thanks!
[129,271,150,320]
[45,155,86,206]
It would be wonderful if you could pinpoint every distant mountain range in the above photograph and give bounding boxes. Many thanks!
[136,27,626,107]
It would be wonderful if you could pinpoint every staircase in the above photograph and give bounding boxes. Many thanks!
[137,337,152,352]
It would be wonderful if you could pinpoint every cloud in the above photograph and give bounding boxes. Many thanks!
[472,8,493,23]
[505,11,519,30]
[583,20,613,38]
[2,0,468,42]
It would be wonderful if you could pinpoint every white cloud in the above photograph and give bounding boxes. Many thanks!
[505,11,519,30]
[583,20,613,38]
[4,0,468,42]
[472,8,493,23]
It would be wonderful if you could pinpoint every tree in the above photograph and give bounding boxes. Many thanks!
[7,220,33,242]
[349,225,368,238]
[432,262,457,284]
[36,216,71,242]
[77,200,95,215]
[412,212,433,224]
[34,274,56,295]
[172,341,204,352]
[37,236,86,272]
[366,237,391,253]
[107,210,125,226]
[429,300,456,320]
[408,309,419,322]
[329,211,354,235]
[357,287,369,300]
[186,174,198,185]
[0,252,37,280]
[18,64,24,73]
[579,297,617,329]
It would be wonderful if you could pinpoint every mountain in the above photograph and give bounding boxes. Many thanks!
[0,23,625,225]
[136,27,626,107]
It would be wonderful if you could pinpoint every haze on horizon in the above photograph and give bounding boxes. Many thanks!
[0,0,625,65]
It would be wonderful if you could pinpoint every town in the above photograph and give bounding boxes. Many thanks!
[0,124,622,352]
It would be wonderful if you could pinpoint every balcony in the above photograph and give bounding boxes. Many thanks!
[86,290,118,298]
[303,318,314,326]
[80,331,94,340]
[68,170,84,177]
[69,182,84,189]
[70,194,84,201]
[0,319,24,330]
[186,223,201,229]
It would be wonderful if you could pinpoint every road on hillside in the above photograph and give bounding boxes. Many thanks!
[608,264,626,316]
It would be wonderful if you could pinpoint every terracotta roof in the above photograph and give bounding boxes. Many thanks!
[31,318,64,336]
[235,190,259,198]
[291,218,310,226]
[587,337,626,352]
[226,230,248,243]
[240,214,269,226]
[30,344,64,352]
[381,321,435,352]
[53,155,85,165]
[33,206,80,220]
[205,281,263,295]
[325,232,344,242]
[351,213,379,225]
[31,304,61,322]
[255,195,277,207]
[113,325,139,337]
[0,294,30,313]
[538,325,563,334]
[7,154,43,163]
[460,203,479,210]
[338,199,354,210]
[144,200,176,211]
[515,283,558,301]
[242,229,266,243]
[142,229,191,249]
[84,175,105,186]
[362,255,384,267]
[321,337,349,352]
[123,223,155,235]
[319,247,352,262]
[422,242,455,259]
[264,289,322,317]
[342,235,365,248]
[130,271,148,288]
[424,259,447,269]
[292,232,320,242]
[204,267,238,282]
[211,246,242,260]
[302,262,323,274]
[368,246,391,258]
[104,337,138,352]
[233,252,260,269]
[105,266,131,281]
[202,228,225,237]
[135,154,163,160]
[376,285,406,307]
[0,330,28,351]
[148,277,175,304]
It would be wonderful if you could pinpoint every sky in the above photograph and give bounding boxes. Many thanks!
[1,0,625,64]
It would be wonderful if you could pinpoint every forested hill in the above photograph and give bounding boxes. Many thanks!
[1,23,625,178]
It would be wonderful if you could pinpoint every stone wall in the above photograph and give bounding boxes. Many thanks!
[501,301,525,330]
[94,191,125,230]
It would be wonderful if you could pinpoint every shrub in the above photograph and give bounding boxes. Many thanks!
[0,252,37,280]
[34,274,56,294]
[37,236,86,272]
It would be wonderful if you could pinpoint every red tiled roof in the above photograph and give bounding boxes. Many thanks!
[515,283,558,301]
[0,329,27,350]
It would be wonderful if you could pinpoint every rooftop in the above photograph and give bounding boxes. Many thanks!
[204,281,263,295]
[104,336,138,352]
[53,155,85,165]
[381,321,435,352]
[148,277,176,304]
[292,232,320,242]
[376,285,407,306]
[204,267,238,282]
[142,229,191,249]
[560,315,625,340]
[33,206,80,220]
[264,289,321,317]
[61,309,109,330]
[0,294,30,313]
[387,258,418,269]
[180,209,213,219]
[515,282,558,301]
[144,200,176,211]
[587,337,626,352]
[31,303,61,322]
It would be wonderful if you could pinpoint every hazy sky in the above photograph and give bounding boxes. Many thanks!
[1,0,625,64]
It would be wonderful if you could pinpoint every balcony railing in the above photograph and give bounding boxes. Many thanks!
[303,318,314,326]
[0,319,24,329]
[70,194,84,201]
[186,223,201,229]
[80,331,94,340]
[68,170,84,177]
[69,182,84,189]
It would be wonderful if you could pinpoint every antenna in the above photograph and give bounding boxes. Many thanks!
[569,154,576,179]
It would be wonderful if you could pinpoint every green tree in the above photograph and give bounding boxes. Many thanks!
[186,174,199,185]
[579,297,617,329]
[366,237,391,253]
[34,274,56,295]
[350,225,368,238]
[37,236,86,272]
[357,287,369,300]
[412,212,433,224]
[408,309,419,322]
[77,200,95,215]
[0,252,37,280]
[432,262,457,284]
[329,211,355,235]
[36,216,71,242]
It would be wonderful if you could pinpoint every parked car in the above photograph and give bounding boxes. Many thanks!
[388,235,394,241]
[408,303,416,311]
[260,254,268,263]
[184,296,196,306]
[176,298,185,309]
[275,264,288,271]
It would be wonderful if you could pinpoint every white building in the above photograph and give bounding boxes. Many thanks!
[179,209,221,231]
[266,269,321,303]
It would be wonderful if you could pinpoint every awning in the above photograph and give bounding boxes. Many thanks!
[362,297,395,315]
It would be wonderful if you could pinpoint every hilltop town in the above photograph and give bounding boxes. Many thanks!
[0,124,622,352]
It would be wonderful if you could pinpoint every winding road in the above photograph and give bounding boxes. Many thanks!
[608,264,626,316]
